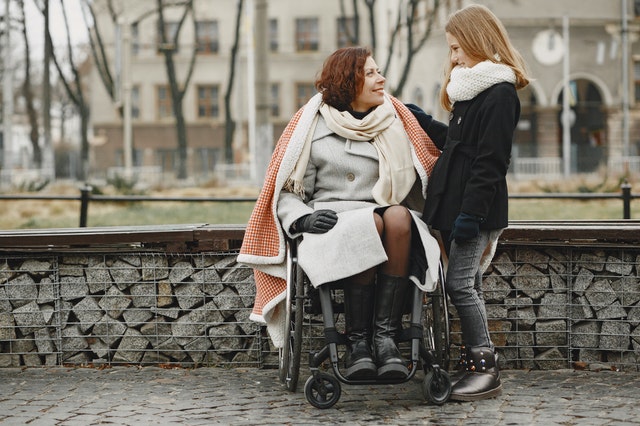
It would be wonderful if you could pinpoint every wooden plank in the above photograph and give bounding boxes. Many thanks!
[0,224,207,249]
[192,225,246,252]
[0,221,637,251]
[501,220,640,244]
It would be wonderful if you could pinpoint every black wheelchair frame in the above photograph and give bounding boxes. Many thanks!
[278,238,452,408]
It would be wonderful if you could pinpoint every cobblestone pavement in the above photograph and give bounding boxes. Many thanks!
[1,367,639,425]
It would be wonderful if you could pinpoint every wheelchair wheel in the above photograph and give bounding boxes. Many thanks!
[304,373,341,409]
[423,264,450,369]
[279,241,305,392]
[422,369,451,405]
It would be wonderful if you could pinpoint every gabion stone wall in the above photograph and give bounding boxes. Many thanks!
[0,252,271,368]
[1,243,639,371]
[451,245,640,372]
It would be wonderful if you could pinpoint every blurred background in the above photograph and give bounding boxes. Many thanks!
[1,0,639,227]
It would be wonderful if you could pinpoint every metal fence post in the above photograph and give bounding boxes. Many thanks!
[621,180,631,219]
[79,184,92,227]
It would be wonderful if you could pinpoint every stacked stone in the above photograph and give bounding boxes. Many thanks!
[464,247,640,371]
[0,254,258,367]
[2,245,640,371]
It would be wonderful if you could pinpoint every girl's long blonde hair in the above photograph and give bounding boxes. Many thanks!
[439,4,530,111]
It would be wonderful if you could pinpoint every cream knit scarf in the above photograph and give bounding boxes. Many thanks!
[286,94,415,206]
[447,61,516,103]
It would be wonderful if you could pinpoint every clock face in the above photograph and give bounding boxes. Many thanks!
[532,29,564,65]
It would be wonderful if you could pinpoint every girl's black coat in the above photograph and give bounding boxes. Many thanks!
[415,82,520,232]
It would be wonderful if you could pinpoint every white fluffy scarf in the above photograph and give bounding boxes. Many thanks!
[447,61,516,103]
[286,94,416,206]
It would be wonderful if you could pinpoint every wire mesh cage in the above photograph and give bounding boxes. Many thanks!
[1,241,639,371]
[448,245,640,372]
[0,251,262,368]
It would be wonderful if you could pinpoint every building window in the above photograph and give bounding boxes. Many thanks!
[196,20,219,54]
[270,19,278,52]
[295,17,319,51]
[131,22,140,56]
[635,0,640,18]
[156,149,177,173]
[295,83,316,109]
[197,85,220,118]
[116,149,142,167]
[270,83,280,117]
[157,85,173,119]
[337,16,357,48]
[131,85,140,119]
[634,60,640,102]
[157,21,179,54]
[195,147,219,175]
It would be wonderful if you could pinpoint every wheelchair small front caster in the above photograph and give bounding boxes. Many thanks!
[304,372,341,409]
[422,369,451,405]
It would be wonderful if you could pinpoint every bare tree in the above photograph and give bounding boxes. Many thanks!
[81,0,195,178]
[38,0,91,180]
[156,0,197,180]
[341,0,443,97]
[42,0,54,179]
[80,0,158,111]
[363,0,376,52]
[223,0,243,165]
[17,0,42,168]
[81,0,118,107]
[388,0,441,97]
[339,0,360,46]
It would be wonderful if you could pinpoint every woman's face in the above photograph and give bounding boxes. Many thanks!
[350,56,386,112]
[446,32,479,68]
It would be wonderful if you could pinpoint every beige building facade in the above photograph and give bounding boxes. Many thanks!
[86,0,640,182]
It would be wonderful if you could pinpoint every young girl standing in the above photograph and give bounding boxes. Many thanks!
[414,4,530,401]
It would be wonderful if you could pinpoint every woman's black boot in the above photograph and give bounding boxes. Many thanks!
[450,346,502,401]
[373,274,409,379]
[343,284,376,379]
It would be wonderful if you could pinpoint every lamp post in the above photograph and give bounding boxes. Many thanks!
[562,15,571,177]
[246,0,255,182]
[119,16,133,179]
[621,0,630,175]
[2,0,13,174]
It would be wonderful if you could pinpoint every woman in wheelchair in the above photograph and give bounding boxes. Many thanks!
[239,46,442,384]
[287,207,414,380]
[275,47,441,381]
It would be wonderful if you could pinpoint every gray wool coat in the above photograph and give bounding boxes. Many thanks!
[277,115,440,290]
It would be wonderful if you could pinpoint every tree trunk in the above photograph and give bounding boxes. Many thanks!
[42,0,54,179]
[156,0,195,180]
[223,0,243,165]
[79,105,90,181]
[18,0,42,168]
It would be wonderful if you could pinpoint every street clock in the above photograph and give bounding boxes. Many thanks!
[532,29,565,65]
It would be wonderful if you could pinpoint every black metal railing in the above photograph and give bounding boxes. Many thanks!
[0,182,637,227]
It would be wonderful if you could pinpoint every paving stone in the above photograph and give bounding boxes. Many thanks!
[3,368,638,425]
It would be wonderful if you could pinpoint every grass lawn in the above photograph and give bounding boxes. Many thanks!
[0,197,635,230]
[0,177,636,229]
[509,198,636,220]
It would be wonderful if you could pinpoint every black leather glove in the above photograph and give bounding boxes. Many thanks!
[450,212,483,243]
[294,210,338,234]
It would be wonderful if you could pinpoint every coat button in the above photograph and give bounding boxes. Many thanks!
[346,173,355,181]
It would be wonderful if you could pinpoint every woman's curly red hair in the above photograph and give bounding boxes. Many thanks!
[315,46,371,111]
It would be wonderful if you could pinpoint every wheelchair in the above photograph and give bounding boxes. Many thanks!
[278,237,452,409]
